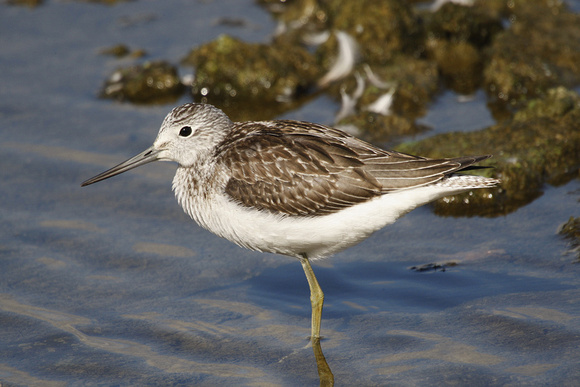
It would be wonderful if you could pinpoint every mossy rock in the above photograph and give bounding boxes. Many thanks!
[396,88,580,216]
[475,0,567,19]
[338,112,428,144]
[323,0,423,65]
[100,61,184,104]
[514,87,579,122]
[559,216,580,262]
[483,6,580,106]
[183,34,321,104]
[426,2,503,47]
[426,39,481,94]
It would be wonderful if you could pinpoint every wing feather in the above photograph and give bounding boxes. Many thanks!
[214,120,490,217]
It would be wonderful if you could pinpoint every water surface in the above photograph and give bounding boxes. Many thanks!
[1,1,579,385]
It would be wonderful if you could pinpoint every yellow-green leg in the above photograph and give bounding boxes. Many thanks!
[312,337,334,386]
[300,253,324,340]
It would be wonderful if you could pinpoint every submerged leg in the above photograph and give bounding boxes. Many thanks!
[300,253,324,340]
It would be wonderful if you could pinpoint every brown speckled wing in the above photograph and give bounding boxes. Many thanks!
[215,120,490,216]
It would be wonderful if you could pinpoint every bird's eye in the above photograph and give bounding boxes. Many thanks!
[179,126,193,137]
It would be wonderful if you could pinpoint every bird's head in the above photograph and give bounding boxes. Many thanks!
[81,103,232,187]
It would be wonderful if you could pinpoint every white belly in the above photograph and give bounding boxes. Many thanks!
[178,178,476,260]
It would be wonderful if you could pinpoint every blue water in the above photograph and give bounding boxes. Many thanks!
[1,1,579,386]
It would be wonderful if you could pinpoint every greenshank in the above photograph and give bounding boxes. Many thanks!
[82,103,499,340]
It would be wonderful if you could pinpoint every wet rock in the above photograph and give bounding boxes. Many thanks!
[338,112,428,144]
[99,44,147,59]
[477,0,567,19]
[323,0,423,65]
[396,88,580,216]
[559,217,580,262]
[100,44,131,58]
[427,40,481,94]
[260,0,328,36]
[182,34,321,105]
[483,3,580,107]
[424,3,502,94]
[513,86,579,122]
[100,61,184,104]
[426,2,503,48]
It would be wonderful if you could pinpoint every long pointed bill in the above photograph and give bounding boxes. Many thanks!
[81,146,161,187]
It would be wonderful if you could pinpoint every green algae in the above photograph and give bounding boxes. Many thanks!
[483,2,580,108]
[323,0,423,65]
[476,0,568,19]
[338,112,428,144]
[514,87,579,122]
[99,44,146,59]
[559,217,580,263]
[427,40,482,94]
[426,2,503,48]
[100,61,184,104]
[397,88,580,216]
[421,2,503,94]
[182,34,321,105]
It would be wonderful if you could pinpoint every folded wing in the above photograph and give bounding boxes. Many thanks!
[215,120,490,217]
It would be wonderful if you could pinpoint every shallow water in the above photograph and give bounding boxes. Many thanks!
[1,1,579,386]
